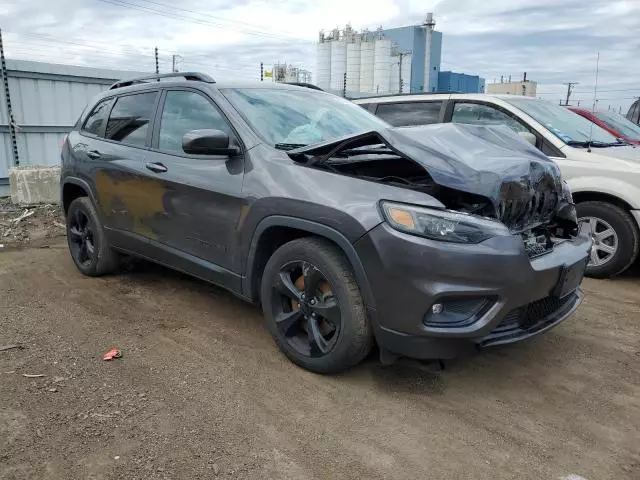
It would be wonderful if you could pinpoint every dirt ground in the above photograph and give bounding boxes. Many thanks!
[1,237,639,480]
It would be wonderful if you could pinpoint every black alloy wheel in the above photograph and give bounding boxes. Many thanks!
[66,197,120,276]
[68,208,96,267]
[271,261,341,358]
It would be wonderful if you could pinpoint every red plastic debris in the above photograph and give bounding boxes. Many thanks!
[102,348,122,361]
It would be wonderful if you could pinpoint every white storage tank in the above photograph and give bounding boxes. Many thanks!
[346,36,361,93]
[316,33,332,91]
[359,38,375,93]
[401,53,412,93]
[390,57,400,94]
[373,38,392,94]
[330,38,347,91]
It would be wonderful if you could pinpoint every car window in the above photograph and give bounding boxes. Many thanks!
[593,110,640,140]
[82,98,113,136]
[631,101,640,124]
[158,90,232,153]
[221,88,388,146]
[105,92,158,147]
[452,102,528,133]
[376,101,443,126]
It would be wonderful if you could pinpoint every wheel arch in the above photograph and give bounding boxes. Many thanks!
[61,177,97,214]
[243,216,376,309]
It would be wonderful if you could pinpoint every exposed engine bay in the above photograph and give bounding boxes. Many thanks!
[287,124,579,257]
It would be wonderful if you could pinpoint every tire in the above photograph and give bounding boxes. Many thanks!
[66,197,120,276]
[261,237,373,373]
[577,201,639,278]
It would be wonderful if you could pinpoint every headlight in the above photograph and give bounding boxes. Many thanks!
[381,201,510,243]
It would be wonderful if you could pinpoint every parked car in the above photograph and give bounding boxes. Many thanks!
[569,107,640,145]
[61,73,590,373]
[356,93,640,278]
[627,98,640,126]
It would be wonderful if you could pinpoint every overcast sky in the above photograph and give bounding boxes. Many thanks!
[1,0,639,112]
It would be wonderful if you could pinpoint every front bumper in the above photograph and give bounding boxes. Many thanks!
[354,223,591,360]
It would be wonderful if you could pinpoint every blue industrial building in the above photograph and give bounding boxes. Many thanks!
[381,26,442,93]
[438,71,486,93]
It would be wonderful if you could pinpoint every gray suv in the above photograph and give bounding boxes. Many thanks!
[61,73,591,373]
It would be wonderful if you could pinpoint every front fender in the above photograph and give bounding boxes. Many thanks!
[567,176,640,209]
[242,215,377,309]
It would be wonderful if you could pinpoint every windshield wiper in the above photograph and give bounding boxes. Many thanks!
[567,140,626,148]
[275,143,308,151]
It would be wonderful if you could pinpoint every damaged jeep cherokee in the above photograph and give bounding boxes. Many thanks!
[61,73,591,373]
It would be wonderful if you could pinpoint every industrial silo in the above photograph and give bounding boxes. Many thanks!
[316,32,332,91]
[346,34,361,93]
[373,35,392,94]
[359,33,375,93]
[390,56,400,94]
[330,30,347,91]
[400,53,412,93]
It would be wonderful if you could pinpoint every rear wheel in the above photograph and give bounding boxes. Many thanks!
[577,201,639,278]
[261,237,373,373]
[66,197,120,276]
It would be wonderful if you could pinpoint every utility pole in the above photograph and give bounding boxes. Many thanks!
[171,54,182,73]
[155,46,159,75]
[562,82,578,106]
[0,29,19,166]
[260,62,263,82]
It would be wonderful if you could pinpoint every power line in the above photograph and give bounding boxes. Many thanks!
[134,0,300,36]
[96,0,312,42]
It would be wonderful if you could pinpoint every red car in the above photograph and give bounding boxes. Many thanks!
[569,107,640,145]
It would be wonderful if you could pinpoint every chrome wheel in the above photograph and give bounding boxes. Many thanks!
[581,216,618,267]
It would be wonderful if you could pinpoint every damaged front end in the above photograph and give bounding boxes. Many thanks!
[287,124,578,257]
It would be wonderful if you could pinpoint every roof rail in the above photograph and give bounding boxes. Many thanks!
[348,91,464,101]
[109,72,215,90]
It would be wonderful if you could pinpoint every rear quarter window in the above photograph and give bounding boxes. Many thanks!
[81,98,114,136]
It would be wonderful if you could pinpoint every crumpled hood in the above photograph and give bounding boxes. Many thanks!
[377,123,563,203]
[291,123,562,205]
[288,123,576,232]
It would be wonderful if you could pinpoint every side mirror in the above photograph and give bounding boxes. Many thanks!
[182,129,238,156]
[518,131,537,146]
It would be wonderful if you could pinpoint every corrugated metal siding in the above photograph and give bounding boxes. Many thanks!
[8,76,105,126]
[1,60,149,184]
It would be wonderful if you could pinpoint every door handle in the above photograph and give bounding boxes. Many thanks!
[145,162,168,173]
[86,150,101,159]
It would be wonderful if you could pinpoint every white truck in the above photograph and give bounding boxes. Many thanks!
[355,94,640,278]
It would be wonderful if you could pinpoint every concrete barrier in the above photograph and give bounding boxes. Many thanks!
[10,166,61,205]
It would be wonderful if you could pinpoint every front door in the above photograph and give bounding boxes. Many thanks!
[141,88,245,277]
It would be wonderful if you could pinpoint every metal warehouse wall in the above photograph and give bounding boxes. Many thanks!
[1,60,148,192]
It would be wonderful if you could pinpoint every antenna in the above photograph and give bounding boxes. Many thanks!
[587,52,600,151]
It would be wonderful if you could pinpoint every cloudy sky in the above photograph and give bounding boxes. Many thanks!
[1,0,639,112]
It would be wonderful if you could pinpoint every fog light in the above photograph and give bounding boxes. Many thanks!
[423,297,496,328]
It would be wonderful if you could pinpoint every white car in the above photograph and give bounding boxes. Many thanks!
[355,93,640,278]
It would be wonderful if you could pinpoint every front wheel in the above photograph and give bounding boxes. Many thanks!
[261,237,373,373]
[577,201,639,278]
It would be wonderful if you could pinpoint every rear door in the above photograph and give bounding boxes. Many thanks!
[141,88,245,285]
[89,90,161,243]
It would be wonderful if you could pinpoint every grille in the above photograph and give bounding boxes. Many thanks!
[494,294,574,333]
[497,190,559,230]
